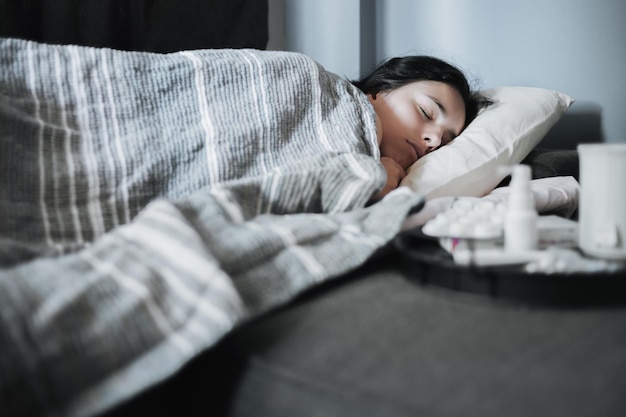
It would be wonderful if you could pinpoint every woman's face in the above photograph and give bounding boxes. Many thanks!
[369,80,466,170]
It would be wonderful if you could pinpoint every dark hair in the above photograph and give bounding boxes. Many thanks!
[352,55,487,127]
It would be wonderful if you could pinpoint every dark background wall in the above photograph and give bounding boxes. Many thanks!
[0,0,268,51]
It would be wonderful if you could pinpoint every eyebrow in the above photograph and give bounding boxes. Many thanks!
[427,95,462,138]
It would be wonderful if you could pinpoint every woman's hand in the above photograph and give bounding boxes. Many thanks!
[372,156,406,199]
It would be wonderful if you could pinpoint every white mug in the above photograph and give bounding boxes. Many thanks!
[577,144,626,259]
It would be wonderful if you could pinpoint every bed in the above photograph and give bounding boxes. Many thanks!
[2,2,625,417]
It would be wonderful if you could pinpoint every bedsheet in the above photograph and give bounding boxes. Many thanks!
[0,38,423,417]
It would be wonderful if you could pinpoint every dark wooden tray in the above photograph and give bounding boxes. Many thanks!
[394,227,626,308]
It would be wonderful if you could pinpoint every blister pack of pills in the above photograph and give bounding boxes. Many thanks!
[422,197,579,256]
[422,198,506,240]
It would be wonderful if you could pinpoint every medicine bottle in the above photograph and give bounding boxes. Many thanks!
[504,165,538,251]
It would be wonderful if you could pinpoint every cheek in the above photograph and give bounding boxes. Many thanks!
[381,126,410,155]
[388,103,414,126]
[379,127,406,156]
[380,106,415,137]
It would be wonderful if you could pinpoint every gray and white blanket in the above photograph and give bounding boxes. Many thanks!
[0,38,422,417]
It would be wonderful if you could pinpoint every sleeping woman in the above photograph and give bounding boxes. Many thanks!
[352,56,482,198]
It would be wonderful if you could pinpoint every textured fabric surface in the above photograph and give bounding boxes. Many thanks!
[1,37,382,251]
[205,256,626,417]
[0,38,423,417]
[524,149,580,182]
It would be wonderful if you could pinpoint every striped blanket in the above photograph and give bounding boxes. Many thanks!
[0,38,422,417]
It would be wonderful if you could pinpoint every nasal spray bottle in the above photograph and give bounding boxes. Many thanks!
[505,164,538,252]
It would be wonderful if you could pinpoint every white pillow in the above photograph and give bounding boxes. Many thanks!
[399,86,573,199]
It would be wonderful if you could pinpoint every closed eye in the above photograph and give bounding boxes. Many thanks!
[420,107,433,120]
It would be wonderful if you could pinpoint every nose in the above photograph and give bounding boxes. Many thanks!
[423,126,443,150]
